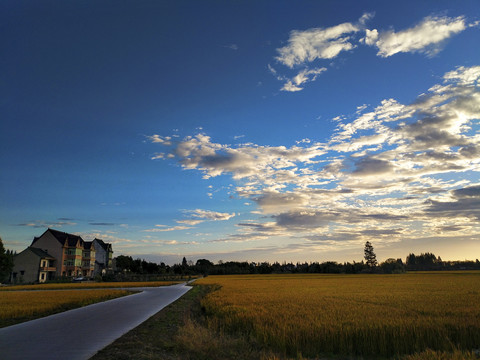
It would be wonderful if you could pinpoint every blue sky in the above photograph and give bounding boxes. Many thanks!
[1,0,479,265]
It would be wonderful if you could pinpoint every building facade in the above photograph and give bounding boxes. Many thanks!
[92,238,113,275]
[11,247,56,283]
[28,228,112,279]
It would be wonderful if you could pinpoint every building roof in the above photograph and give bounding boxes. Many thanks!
[93,238,112,252]
[32,228,84,247]
[17,247,56,259]
[84,241,94,250]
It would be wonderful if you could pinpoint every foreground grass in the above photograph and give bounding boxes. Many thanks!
[92,284,269,360]
[0,289,134,328]
[0,280,182,291]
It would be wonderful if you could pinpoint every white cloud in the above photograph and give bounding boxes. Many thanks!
[144,225,192,232]
[176,219,204,226]
[364,16,468,57]
[281,81,303,92]
[184,209,236,221]
[151,65,480,251]
[271,13,476,92]
[148,135,172,145]
[281,67,327,92]
[443,65,480,85]
[272,13,372,91]
[276,16,368,68]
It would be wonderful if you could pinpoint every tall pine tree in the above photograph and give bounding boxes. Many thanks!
[364,241,378,269]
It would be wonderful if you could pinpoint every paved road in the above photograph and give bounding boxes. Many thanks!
[0,283,191,360]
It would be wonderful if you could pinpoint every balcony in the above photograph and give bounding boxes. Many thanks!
[40,266,56,272]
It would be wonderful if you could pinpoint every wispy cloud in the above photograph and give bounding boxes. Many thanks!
[276,13,372,67]
[144,225,192,232]
[224,44,239,50]
[16,220,77,228]
[183,209,236,221]
[272,13,372,91]
[280,67,327,92]
[362,15,471,57]
[272,13,477,92]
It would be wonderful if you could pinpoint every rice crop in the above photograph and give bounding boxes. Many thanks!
[0,289,133,327]
[197,272,480,358]
[0,281,181,291]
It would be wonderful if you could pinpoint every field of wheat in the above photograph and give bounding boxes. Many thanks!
[0,281,181,291]
[0,289,133,327]
[197,272,480,358]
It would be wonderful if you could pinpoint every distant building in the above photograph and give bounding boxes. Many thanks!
[92,238,113,275]
[26,228,112,279]
[11,247,56,283]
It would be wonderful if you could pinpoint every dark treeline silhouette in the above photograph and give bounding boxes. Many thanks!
[114,253,480,277]
[406,252,480,271]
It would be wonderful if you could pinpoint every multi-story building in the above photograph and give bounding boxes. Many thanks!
[29,228,112,279]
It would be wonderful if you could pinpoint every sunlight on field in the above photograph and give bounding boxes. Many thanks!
[0,281,181,291]
[0,289,133,327]
[197,272,480,358]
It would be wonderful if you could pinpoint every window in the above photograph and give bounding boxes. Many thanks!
[41,273,45,281]
[20,271,25,276]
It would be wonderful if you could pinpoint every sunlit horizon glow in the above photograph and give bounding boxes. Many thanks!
[1,1,479,265]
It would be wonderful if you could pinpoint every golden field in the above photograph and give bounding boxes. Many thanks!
[0,281,181,291]
[0,289,133,327]
[197,272,480,358]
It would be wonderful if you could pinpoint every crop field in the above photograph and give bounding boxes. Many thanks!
[0,280,182,291]
[0,289,133,327]
[197,272,480,358]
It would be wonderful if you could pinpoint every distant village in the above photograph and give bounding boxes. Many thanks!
[10,228,113,284]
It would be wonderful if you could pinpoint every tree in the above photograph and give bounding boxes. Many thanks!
[0,237,14,283]
[380,258,405,274]
[364,241,378,269]
[115,255,134,272]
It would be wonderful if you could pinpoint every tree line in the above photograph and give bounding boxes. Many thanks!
[113,242,480,276]
[1,238,479,283]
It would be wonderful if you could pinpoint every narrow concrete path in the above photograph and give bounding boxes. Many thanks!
[0,283,191,360]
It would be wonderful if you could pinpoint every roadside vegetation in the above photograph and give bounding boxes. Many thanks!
[0,289,135,328]
[92,284,270,360]
[91,272,480,360]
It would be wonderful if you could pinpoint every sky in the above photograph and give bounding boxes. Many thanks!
[1,0,480,265]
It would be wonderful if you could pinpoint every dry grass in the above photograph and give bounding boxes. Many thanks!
[197,272,480,358]
[0,281,182,291]
[0,289,133,327]
[402,349,479,360]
